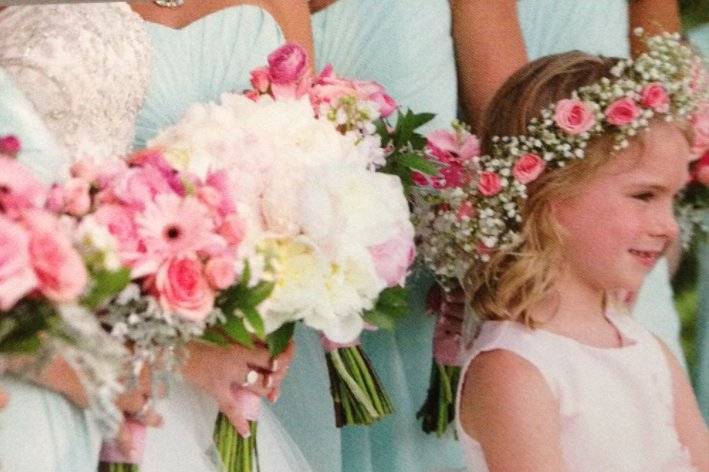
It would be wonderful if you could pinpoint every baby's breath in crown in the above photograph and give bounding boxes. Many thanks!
[414,32,707,286]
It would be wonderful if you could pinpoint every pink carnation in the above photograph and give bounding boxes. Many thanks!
[554,99,595,135]
[0,215,37,310]
[605,98,640,126]
[477,172,503,197]
[512,153,546,184]
[155,256,214,322]
[640,83,670,113]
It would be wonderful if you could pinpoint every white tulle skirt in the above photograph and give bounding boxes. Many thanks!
[140,377,313,472]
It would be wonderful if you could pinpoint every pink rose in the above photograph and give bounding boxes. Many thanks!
[0,157,49,218]
[155,256,214,322]
[267,43,311,100]
[605,98,640,126]
[250,66,271,93]
[369,228,415,287]
[512,153,546,184]
[94,204,140,254]
[63,178,91,216]
[0,135,21,156]
[554,99,595,135]
[204,256,236,290]
[640,83,670,113]
[26,211,87,302]
[477,171,503,197]
[690,103,709,156]
[0,215,37,310]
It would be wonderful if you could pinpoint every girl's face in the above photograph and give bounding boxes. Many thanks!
[553,122,690,294]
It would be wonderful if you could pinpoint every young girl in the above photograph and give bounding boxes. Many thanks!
[455,37,708,471]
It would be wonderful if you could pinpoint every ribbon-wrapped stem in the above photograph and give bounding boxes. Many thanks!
[322,335,393,427]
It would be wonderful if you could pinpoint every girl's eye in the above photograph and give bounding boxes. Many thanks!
[633,192,655,202]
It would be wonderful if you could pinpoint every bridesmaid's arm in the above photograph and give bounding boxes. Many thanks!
[451,0,527,129]
[629,0,681,56]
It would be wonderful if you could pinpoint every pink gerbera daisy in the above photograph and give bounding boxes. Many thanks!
[135,194,226,272]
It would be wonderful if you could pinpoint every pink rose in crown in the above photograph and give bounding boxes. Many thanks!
[204,256,236,290]
[0,135,21,157]
[640,83,670,113]
[0,215,37,310]
[477,171,503,197]
[605,98,640,126]
[25,210,87,303]
[267,43,311,100]
[513,153,546,184]
[456,201,475,220]
[63,178,91,217]
[155,256,214,322]
[250,66,271,93]
[0,157,49,218]
[369,227,416,287]
[554,99,595,135]
[690,103,709,156]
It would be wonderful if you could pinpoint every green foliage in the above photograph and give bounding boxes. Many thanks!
[363,286,409,330]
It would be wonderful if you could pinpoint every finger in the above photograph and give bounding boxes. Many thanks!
[270,342,295,372]
[116,392,144,415]
[219,399,251,438]
[239,345,272,371]
[267,387,281,403]
[243,377,272,397]
[134,408,163,428]
[0,390,7,408]
[116,422,133,458]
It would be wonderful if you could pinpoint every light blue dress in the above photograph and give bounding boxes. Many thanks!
[518,0,688,366]
[307,1,461,471]
[0,68,99,472]
[688,22,709,423]
[133,8,315,472]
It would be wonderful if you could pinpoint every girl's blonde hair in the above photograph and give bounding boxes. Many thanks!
[466,51,620,327]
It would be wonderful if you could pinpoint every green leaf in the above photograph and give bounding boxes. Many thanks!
[82,268,131,309]
[200,329,231,347]
[396,152,439,176]
[242,282,275,309]
[362,287,410,330]
[241,305,265,339]
[222,317,253,348]
[363,309,396,330]
[266,322,295,356]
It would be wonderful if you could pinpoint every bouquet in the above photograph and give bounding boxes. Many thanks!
[146,42,421,472]
[0,135,129,437]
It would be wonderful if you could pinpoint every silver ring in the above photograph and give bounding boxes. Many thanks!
[241,369,259,387]
[131,397,153,422]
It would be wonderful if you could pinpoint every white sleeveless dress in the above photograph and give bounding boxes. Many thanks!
[0,3,151,471]
[455,312,696,471]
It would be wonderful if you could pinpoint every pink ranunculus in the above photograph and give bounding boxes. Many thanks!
[512,153,546,184]
[63,178,91,216]
[267,43,311,100]
[0,135,21,156]
[554,99,595,135]
[250,66,271,93]
[204,256,236,290]
[0,215,38,310]
[155,256,214,322]
[25,211,87,302]
[690,103,709,156]
[640,83,670,113]
[369,228,415,287]
[605,97,640,126]
[477,171,503,197]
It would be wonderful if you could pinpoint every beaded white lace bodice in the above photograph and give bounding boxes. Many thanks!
[0,3,151,163]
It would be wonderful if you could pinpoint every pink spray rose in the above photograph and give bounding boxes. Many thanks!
[25,211,87,302]
[640,83,670,112]
[477,171,503,197]
[155,256,215,322]
[0,215,37,310]
[512,153,546,184]
[605,98,640,126]
[204,256,236,290]
[554,99,595,135]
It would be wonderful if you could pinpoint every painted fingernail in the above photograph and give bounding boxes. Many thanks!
[271,359,279,371]
[264,374,274,389]
[241,369,259,387]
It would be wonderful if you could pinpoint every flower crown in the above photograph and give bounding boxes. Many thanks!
[414,32,708,286]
